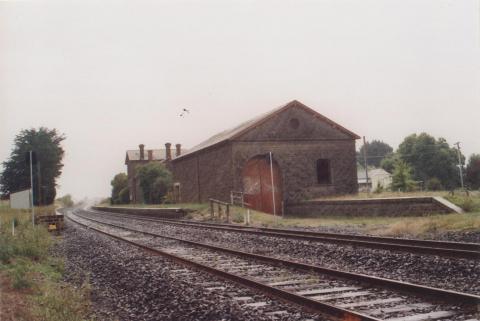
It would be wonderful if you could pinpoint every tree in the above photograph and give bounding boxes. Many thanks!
[358,140,393,168]
[466,154,480,190]
[136,163,172,204]
[426,177,443,191]
[0,127,65,205]
[57,194,74,207]
[111,173,129,204]
[391,160,415,192]
[380,153,399,173]
[397,133,461,189]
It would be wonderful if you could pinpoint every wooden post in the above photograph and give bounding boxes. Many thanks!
[218,203,222,219]
[210,200,214,219]
[226,204,230,223]
[362,136,370,194]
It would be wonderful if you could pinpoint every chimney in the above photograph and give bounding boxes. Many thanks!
[139,144,145,160]
[165,143,172,161]
[147,150,153,161]
[175,144,181,157]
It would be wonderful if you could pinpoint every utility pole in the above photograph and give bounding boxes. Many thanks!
[37,161,42,205]
[454,142,465,190]
[362,136,370,193]
[269,152,277,219]
[29,150,35,227]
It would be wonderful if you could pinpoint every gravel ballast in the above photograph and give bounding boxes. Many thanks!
[78,210,480,296]
[62,219,327,321]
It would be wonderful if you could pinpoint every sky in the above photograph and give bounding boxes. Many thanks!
[1,0,479,200]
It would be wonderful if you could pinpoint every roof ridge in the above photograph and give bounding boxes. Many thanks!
[174,100,359,160]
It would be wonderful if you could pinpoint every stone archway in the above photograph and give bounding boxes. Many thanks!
[242,154,283,215]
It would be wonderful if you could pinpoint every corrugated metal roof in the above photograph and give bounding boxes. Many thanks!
[357,168,392,181]
[175,100,360,160]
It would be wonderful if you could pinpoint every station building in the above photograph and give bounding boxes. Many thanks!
[171,100,360,214]
[125,143,183,203]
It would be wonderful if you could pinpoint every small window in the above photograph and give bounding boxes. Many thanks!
[289,118,300,129]
[316,159,331,184]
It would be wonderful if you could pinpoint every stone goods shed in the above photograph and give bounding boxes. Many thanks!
[171,100,360,214]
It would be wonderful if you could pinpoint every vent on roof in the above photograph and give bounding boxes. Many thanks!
[289,118,300,129]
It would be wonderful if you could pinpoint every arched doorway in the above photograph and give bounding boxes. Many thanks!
[242,154,283,215]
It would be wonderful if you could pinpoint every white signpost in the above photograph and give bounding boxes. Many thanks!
[10,189,31,209]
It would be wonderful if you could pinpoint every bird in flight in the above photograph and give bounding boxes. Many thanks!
[180,108,190,117]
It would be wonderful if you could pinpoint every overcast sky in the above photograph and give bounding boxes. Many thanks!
[1,0,479,200]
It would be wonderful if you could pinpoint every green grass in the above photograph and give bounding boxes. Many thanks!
[445,194,480,212]
[0,205,92,320]
[373,212,480,237]
[322,190,449,200]
[31,280,92,321]
[223,207,480,237]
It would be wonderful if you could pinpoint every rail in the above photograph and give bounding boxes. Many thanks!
[87,207,480,259]
[67,210,480,321]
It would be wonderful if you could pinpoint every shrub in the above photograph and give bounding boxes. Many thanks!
[373,182,384,194]
[118,187,130,204]
[426,177,443,191]
[11,258,32,289]
[137,163,173,204]
[32,282,92,321]
[0,218,51,263]
[57,194,74,207]
[111,173,129,205]
[0,233,15,263]
[445,195,480,212]
[391,161,415,192]
[232,212,245,223]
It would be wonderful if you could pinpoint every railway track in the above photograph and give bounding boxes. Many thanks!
[67,209,479,321]
[86,207,480,259]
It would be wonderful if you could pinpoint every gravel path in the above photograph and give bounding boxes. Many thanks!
[61,218,328,321]
[79,210,480,296]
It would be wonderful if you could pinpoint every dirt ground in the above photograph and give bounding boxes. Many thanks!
[0,272,32,321]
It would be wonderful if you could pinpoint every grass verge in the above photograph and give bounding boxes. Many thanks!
[0,205,92,321]
[226,207,480,236]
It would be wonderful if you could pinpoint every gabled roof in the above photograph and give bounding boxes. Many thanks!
[357,168,392,182]
[125,149,166,163]
[175,100,360,160]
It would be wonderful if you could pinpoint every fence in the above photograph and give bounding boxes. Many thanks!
[230,191,245,207]
[209,198,231,222]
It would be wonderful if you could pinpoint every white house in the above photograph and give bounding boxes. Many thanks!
[358,168,392,191]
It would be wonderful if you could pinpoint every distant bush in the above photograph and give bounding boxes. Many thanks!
[57,194,74,207]
[426,177,443,191]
